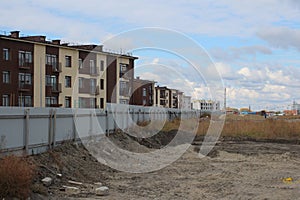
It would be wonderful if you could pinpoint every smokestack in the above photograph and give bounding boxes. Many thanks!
[52,40,61,45]
[10,31,20,38]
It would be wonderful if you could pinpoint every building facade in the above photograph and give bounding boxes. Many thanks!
[192,100,221,111]
[181,95,192,110]
[0,31,136,108]
[130,77,155,106]
[154,86,182,108]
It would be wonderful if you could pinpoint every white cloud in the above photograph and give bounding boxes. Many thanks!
[257,27,300,51]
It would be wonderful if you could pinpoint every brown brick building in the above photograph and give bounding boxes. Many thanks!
[130,77,155,106]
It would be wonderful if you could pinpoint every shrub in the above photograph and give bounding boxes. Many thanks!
[0,155,36,199]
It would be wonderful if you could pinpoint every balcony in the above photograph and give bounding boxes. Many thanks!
[90,68,99,76]
[19,61,31,70]
[51,83,62,93]
[90,86,100,95]
[119,88,130,97]
[46,63,62,74]
[19,82,31,92]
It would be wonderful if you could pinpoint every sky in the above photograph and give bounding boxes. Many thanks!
[1,0,300,111]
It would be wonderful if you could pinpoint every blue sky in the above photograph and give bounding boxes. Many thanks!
[1,0,300,110]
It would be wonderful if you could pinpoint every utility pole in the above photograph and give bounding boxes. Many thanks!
[224,87,226,111]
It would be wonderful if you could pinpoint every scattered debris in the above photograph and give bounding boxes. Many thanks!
[283,177,293,183]
[41,177,52,187]
[68,180,83,185]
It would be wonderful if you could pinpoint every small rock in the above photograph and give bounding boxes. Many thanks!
[41,177,52,187]
[64,186,80,195]
[95,186,109,196]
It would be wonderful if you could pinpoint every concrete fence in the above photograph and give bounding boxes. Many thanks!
[0,104,200,155]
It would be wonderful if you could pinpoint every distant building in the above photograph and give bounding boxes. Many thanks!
[192,100,220,111]
[154,86,182,108]
[130,77,155,106]
[292,101,300,115]
[181,95,192,110]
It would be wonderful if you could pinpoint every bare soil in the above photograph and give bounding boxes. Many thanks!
[31,132,300,200]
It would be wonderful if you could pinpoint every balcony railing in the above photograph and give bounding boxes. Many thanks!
[51,83,62,93]
[46,63,62,73]
[90,68,99,76]
[18,82,31,91]
[120,88,130,97]
[19,61,31,69]
[90,86,100,95]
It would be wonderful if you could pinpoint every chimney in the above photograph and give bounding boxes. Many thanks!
[10,31,20,38]
[52,40,61,45]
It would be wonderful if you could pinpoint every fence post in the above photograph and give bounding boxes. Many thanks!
[72,110,77,142]
[89,111,93,136]
[114,108,117,131]
[48,109,53,149]
[24,109,30,155]
[105,110,109,134]
[53,109,57,148]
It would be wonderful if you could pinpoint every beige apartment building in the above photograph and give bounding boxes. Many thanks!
[0,31,136,109]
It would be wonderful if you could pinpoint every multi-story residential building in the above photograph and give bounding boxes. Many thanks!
[0,31,136,108]
[155,86,170,108]
[154,86,182,108]
[181,95,192,110]
[106,54,136,105]
[130,77,155,106]
[192,99,220,111]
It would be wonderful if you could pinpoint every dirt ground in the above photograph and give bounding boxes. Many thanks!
[31,132,300,200]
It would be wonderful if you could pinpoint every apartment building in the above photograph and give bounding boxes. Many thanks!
[0,31,136,108]
[130,77,155,106]
[192,99,220,111]
[154,86,182,108]
[181,95,192,110]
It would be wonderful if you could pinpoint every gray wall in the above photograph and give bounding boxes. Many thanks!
[0,104,199,155]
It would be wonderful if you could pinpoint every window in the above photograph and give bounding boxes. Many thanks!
[143,88,147,97]
[2,95,10,106]
[100,79,104,90]
[65,96,71,108]
[90,60,96,74]
[78,78,83,89]
[45,75,57,87]
[45,97,58,107]
[90,98,95,108]
[120,99,128,104]
[3,48,9,60]
[18,96,32,107]
[100,60,104,71]
[120,63,128,72]
[100,98,104,109]
[143,99,147,106]
[2,71,10,83]
[46,54,57,66]
[119,81,128,96]
[19,51,32,66]
[78,58,83,69]
[90,79,96,93]
[65,76,71,88]
[19,73,32,85]
[65,56,71,67]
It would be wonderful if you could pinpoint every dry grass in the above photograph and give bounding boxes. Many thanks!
[197,115,300,140]
[0,155,36,199]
